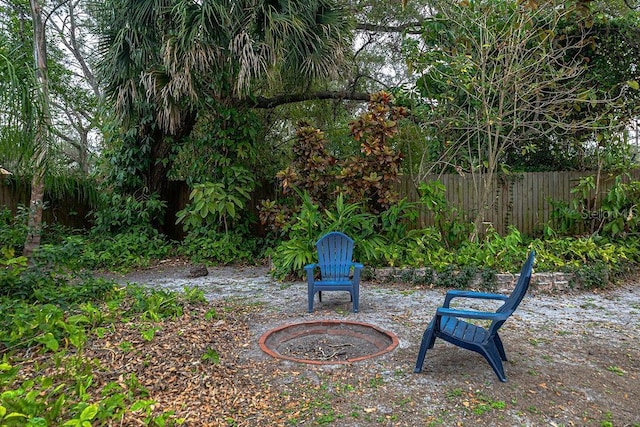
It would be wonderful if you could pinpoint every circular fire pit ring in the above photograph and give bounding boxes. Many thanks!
[259,320,399,365]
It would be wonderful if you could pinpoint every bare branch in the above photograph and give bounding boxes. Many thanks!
[245,91,371,109]
[356,22,424,34]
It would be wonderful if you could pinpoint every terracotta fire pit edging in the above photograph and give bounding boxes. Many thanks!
[259,320,399,365]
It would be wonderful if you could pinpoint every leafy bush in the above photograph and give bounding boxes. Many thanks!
[268,192,385,279]
[374,198,422,266]
[1,228,172,274]
[91,192,166,236]
[418,180,472,249]
[179,228,259,264]
[0,206,28,252]
[337,91,407,214]
[0,248,28,297]
[0,205,79,252]
[123,286,185,321]
[176,178,251,234]
[456,226,525,272]
[261,91,408,232]
[547,174,640,238]
[267,193,326,280]
[0,240,116,305]
[0,246,117,354]
[0,300,74,351]
[529,235,639,271]
[569,261,611,290]
[391,227,449,268]
[434,264,481,289]
[80,227,172,271]
[383,224,527,273]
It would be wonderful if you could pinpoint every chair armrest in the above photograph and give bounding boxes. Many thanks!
[444,290,509,307]
[351,263,364,282]
[304,263,317,284]
[436,307,509,321]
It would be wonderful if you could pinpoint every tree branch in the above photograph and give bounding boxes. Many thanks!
[356,22,424,34]
[246,91,371,109]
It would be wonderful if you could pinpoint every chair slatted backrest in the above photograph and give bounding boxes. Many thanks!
[487,251,535,337]
[497,251,535,315]
[316,232,354,280]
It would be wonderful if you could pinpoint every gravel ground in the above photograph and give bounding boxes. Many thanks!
[106,260,640,426]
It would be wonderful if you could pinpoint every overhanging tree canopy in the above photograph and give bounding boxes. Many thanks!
[96,0,357,205]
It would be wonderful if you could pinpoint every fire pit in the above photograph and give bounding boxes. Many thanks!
[259,320,398,365]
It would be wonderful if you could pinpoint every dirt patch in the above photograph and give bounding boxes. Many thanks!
[101,261,640,426]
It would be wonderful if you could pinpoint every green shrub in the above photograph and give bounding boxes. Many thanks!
[376,199,424,267]
[179,229,259,264]
[434,265,478,289]
[0,206,28,252]
[176,179,252,234]
[0,300,67,351]
[268,236,316,280]
[80,226,172,271]
[529,235,640,271]
[268,192,385,279]
[547,175,640,238]
[0,248,28,296]
[91,192,166,236]
[1,240,116,306]
[569,261,611,290]
[418,181,472,249]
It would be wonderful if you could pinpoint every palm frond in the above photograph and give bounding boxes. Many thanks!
[95,0,353,135]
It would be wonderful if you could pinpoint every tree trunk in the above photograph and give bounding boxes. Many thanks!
[23,0,52,258]
[145,110,197,232]
[24,172,45,257]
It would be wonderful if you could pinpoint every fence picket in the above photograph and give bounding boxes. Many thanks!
[2,170,640,239]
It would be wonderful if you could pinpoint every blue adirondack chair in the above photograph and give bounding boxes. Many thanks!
[414,251,535,382]
[305,232,364,313]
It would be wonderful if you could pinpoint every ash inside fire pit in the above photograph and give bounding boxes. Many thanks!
[280,333,379,361]
[259,321,398,364]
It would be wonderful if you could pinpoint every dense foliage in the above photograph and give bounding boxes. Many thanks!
[402,0,640,176]
[93,0,352,211]
[261,92,406,230]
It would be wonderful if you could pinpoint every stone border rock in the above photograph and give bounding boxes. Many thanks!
[367,267,574,294]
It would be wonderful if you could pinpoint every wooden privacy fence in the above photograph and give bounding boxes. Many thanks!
[3,170,640,239]
[0,177,93,231]
[0,178,274,241]
[398,170,640,236]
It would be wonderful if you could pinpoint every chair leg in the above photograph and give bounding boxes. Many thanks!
[494,333,507,361]
[308,285,314,313]
[352,287,359,313]
[414,321,436,373]
[480,345,507,382]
